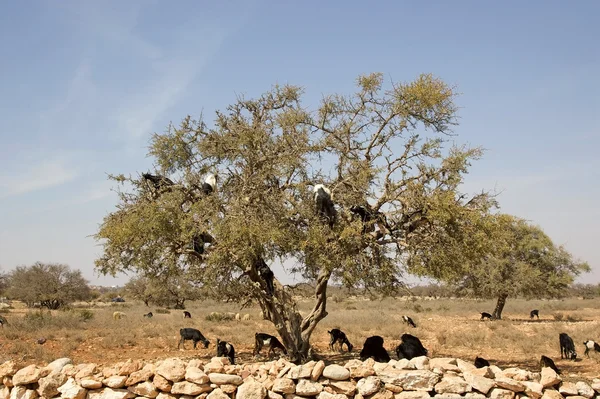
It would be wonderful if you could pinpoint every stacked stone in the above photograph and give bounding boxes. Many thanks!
[0,356,599,399]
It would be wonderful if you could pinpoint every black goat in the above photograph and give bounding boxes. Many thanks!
[540,355,561,374]
[395,334,427,360]
[360,335,391,363]
[402,315,417,328]
[254,333,287,358]
[559,333,577,360]
[178,328,209,349]
[328,329,353,352]
[474,356,490,368]
[183,311,191,318]
[142,173,174,191]
[584,340,600,357]
[255,258,275,296]
[480,312,493,321]
[530,309,540,319]
[216,339,235,364]
[143,312,153,318]
[0,315,7,327]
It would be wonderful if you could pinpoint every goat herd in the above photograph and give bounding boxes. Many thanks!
[147,309,600,374]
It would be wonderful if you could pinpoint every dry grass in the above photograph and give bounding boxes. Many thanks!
[1,296,599,380]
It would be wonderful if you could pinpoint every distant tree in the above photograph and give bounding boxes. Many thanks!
[95,72,499,362]
[409,213,590,319]
[6,262,92,309]
[0,270,8,296]
[125,275,153,306]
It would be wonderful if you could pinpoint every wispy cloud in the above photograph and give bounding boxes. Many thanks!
[0,157,80,199]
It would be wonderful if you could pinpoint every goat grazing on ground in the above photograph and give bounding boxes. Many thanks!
[314,184,336,228]
[327,329,353,352]
[559,333,577,360]
[254,333,287,358]
[402,315,417,328]
[530,309,540,319]
[216,339,235,364]
[143,312,153,318]
[178,328,210,349]
[480,312,493,321]
[540,355,561,374]
[0,315,7,327]
[395,334,427,360]
[360,336,391,363]
[183,311,191,318]
[474,356,490,368]
[113,311,126,320]
[584,340,600,357]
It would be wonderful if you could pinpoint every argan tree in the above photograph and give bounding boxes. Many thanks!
[95,73,497,362]
[126,273,201,309]
[409,213,589,319]
[7,262,92,309]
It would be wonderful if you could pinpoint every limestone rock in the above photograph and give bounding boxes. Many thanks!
[75,364,98,380]
[153,374,172,392]
[540,368,561,388]
[126,364,154,386]
[209,373,242,385]
[0,362,18,380]
[89,387,136,399]
[469,367,494,379]
[104,376,128,389]
[272,379,295,394]
[501,368,533,382]
[13,365,42,386]
[206,388,229,399]
[57,377,88,399]
[397,359,417,370]
[345,359,375,378]
[429,358,459,372]
[170,382,212,396]
[575,381,594,399]
[316,392,348,399]
[370,390,393,399]
[558,382,578,396]
[237,379,267,399]
[322,365,350,381]
[328,380,356,396]
[295,380,323,396]
[185,367,209,385]
[541,389,564,399]
[377,369,440,391]
[37,370,68,398]
[81,379,104,389]
[393,392,430,399]
[128,381,159,398]
[456,359,477,374]
[45,359,73,375]
[434,375,471,394]
[522,381,544,399]
[356,376,381,396]
[463,372,496,395]
[488,388,515,399]
[311,361,326,381]
[156,359,187,383]
[495,377,525,393]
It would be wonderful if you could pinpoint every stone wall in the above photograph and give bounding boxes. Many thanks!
[0,355,598,399]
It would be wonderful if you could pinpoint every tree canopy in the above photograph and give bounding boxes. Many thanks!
[6,262,92,309]
[409,212,590,318]
[125,273,201,309]
[95,72,519,361]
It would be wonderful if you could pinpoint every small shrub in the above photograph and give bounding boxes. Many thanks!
[78,309,94,321]
[345,305,357,310]
[411,303,424,313]
[155,308,171,314]
[553,313,564,321]
[205,312,235,322]
[565,314,580,322]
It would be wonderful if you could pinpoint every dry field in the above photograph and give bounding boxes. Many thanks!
[1,296,600,380]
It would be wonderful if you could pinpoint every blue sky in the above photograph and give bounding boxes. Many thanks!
[0,1,598,287]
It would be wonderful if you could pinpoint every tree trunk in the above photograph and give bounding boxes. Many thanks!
[492,293,508,320]
[174,299,186,309]
[248,263,331,364]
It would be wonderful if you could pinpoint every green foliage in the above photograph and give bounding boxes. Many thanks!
[6,262,92,309]
[78,309,94,322]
